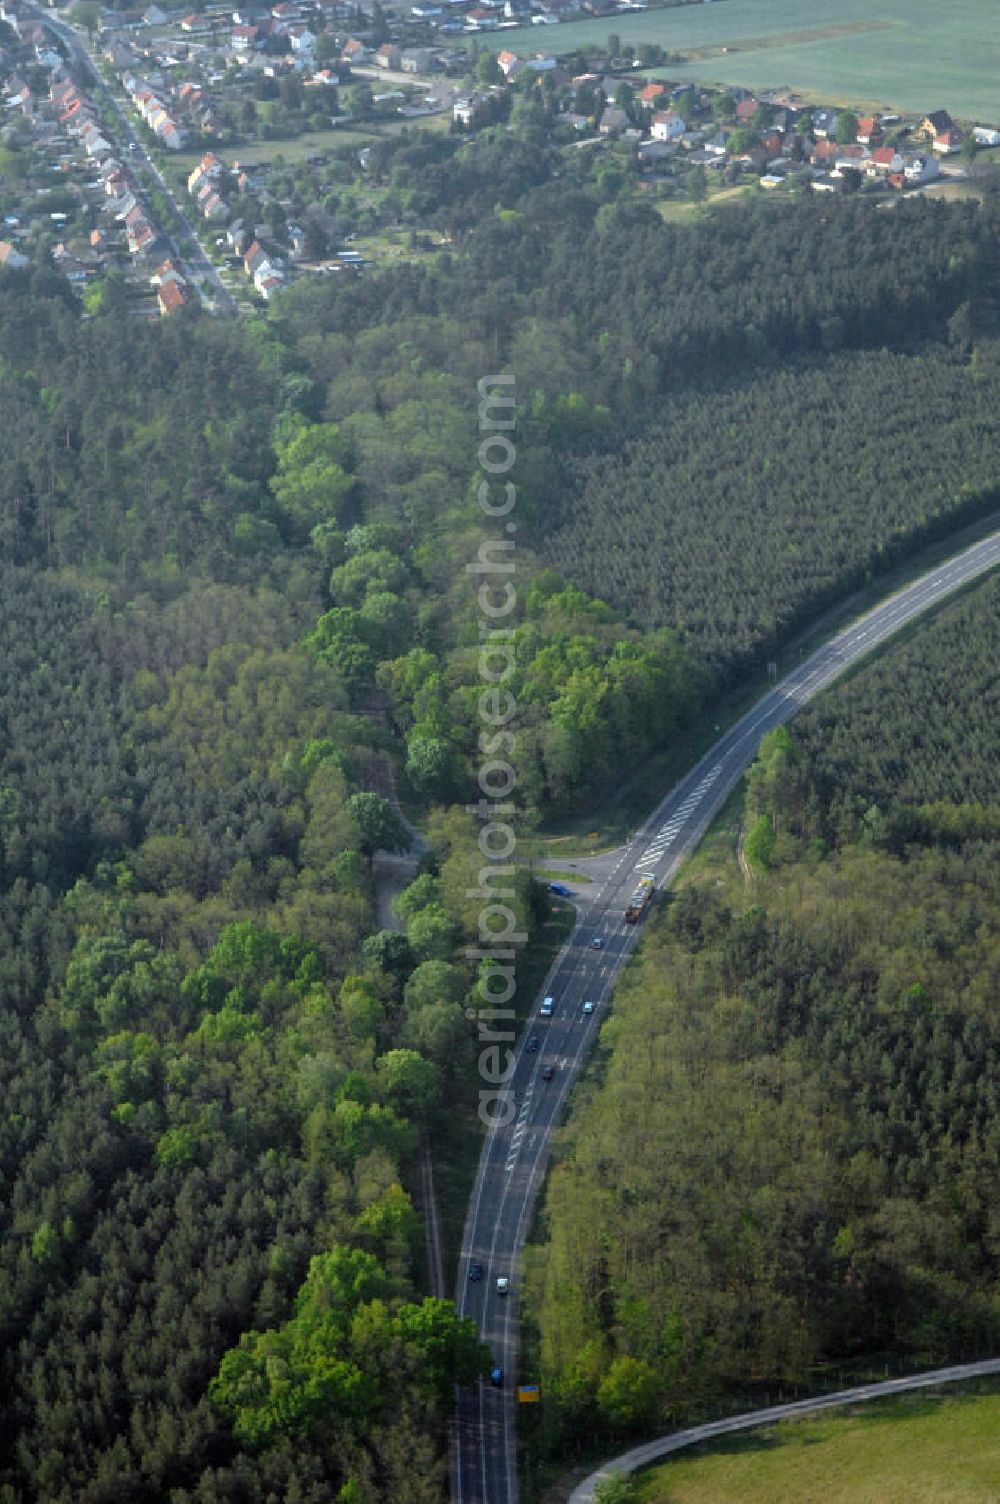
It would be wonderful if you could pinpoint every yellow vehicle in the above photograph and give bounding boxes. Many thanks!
[624,876,655,923]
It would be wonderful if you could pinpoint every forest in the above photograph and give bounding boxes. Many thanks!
[0,171,999,1499]
[529,571,1000,1460]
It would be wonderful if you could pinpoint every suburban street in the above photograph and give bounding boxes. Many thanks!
[31,6,236,312]
[452,525,1000,1504]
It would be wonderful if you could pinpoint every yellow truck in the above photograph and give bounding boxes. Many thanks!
[624,876,655,923]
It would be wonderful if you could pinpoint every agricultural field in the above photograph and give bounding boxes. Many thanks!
[497,0,1000,120]
[635,1387,1000,1503]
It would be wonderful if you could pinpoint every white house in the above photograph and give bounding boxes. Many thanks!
[904,153,939,184]
[650,108,685,142]
[974,125,1000,146]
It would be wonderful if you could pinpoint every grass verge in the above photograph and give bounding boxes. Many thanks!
[635,1382,1000,1503]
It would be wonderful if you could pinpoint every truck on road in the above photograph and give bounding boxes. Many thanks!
[624,877,655,923]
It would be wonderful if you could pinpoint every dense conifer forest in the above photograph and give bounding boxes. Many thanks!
[0,173,998,1498]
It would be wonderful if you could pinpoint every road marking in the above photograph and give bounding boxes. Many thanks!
[455,530,1000,1504]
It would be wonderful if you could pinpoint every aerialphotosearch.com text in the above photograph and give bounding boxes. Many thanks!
[466,373,522,1129]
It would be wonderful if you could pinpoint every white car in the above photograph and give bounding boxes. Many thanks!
[540,996,554,1017]
[496,1276,509,1296]
[583,1000,595,1015]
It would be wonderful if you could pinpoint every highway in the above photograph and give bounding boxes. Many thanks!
[452,525,1000,1504]
[32,7,236,313]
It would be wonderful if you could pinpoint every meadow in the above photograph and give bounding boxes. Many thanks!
[635,1386,1000,1503]
[496,0,1000,120]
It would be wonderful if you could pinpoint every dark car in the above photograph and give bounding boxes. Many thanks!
[468,1262,484,1282]
[549,881,572,897]
[490,1366,503,1388]
[526,1035,539,1053]
[541,1064,555,1081]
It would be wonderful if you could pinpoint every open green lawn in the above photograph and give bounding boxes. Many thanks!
[635,1387,1000,1504]
[496,0,1000,120]
[163,111,450,176]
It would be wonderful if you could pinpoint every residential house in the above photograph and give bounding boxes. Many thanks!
[200,189,228,219]
[231,23,259,49]
[735,95,758,124]
[400,48,438,73]
[812,108,838,138]
[188,151,223,192]
[810,139,839,166]
[650,108,685,142]
[856,115,882,144]
[290,26,316,55]
[256,271,283,300]
[227,218,250,252]
[465,7,498,27]
[904,152,939,184]
[974,125,1000,146]
[341,37,368,62]
[496,48,519,75]
[453,93,488,126]
[157,278,188,315]
[0,241,29,270]
[933,128,964,154]
[243,239,269,277]
[868,145,903,175]
[598,105,629,136]
[921,110,955,138]
[144,3,167,21]
[151,258,184,287]
[375,41,401,67]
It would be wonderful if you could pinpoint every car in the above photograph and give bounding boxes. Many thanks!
[526,1035,539,1053]
[490,1365,503,1388]
[592,936,604,949]
[468,1262,483,1282]
[549,881,571,897]
[541,1064,555,1081]
[583,1001,595,1015]
[496,1276,509,1296]
[540,996,554,1017]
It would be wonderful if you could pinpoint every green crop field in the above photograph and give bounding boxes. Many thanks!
[634,1386,1000,1503]
[496,0,1000,120]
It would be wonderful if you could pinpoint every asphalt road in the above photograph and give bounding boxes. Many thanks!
[568,1357,1000,1502]
[33,10,237,313]
[452,525,1000,1504]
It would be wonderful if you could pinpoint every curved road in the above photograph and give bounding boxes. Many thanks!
[568,1357,1000,1501]
[452,526,1000,1504]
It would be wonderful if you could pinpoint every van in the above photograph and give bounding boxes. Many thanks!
[540,996,553,1017]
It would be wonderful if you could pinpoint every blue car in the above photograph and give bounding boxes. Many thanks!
[549,882,572,897]
[490,1366,503,1388]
